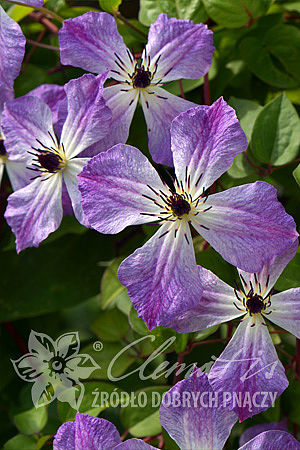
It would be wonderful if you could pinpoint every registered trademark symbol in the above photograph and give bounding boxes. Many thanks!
[93,341,103,352]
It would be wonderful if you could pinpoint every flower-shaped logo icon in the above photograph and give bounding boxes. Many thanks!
[11,330,100,409]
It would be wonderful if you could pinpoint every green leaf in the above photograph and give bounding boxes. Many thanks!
[228,97,262,142]
[82,342,136,380]
[275,247,300,291]
[193,325,219,341]
[91,308,130,342]
[149,327,189,353]
[13,406,47,435]
[251,94,300,166]
[120,386,169,437]
[139,0,208,26]
[0,231,114,321]
[239,24,300,89]
[4,435,36,450]
[202,0,272,28]
[58,382,125,422]
[100,257,131,314]
[99,0,122,13]
[283,380,300,424]
[36,435,51,449]
[7,4,34,22]
[293,163,300,186]
[129,306,149,335]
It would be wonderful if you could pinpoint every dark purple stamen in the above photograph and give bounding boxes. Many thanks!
[132,67,152,88]
[168,193,191,217]
[0,140,6,156]
[246,293,264,315]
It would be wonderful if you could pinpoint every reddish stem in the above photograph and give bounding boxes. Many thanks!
[28,11,59,34]
[3,322,28,354]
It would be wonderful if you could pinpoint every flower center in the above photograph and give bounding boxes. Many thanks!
[0,140,6,156]
[49,356,66,374]
[28,133,66,179]
[246,293,265,315]
[132,66,152,89]
[167,193,191,217]
[37,151,64,173]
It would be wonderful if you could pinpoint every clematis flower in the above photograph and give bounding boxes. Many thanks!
[79,98,298,330]
[0,5,26,188]
[12,331,99,409]
[53,412,155,450]
[59,12,214,165]
[3,73,112,252]
[6,0,44,6]
[1,84,67,192]
[159,369,300,450]
[170,240,300,420]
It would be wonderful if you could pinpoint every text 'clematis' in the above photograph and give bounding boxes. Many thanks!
[59,12,214,165]
[79,98,298,330]
[3,73,112,252]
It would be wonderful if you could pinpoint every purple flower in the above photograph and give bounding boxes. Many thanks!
[170,240,300,420]
[159,369,300,450]
[7,0,44,6]
[0,5,26,187]
[59,12,214,165]
[1,84,67,192]
[3,73,112,252]
[53,413,155,450]
[79,98,297,330]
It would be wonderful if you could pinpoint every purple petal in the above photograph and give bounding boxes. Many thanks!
[79,144,166,234]
[6,159,32,191]
[169,266,244,333]
[239,430,300,450]
[208,319,288,421]
[0,6,25,113]
[116,439,156,449]
[191,181,298,272]
[81,84,139,157]
[53,422,75,450]
[146,14,214,82]
[9,0,44,6]
[159,370,237,449]
[27,83,67,137]
[2,95,55,161]
[61,73,112,159]
[63,158,89,226]
[118,221,202,330]
[238,239,299,297]
[5,174,63,252]
[75,414,121,450]
[140,87,196,166]
[172,97,248,194]
[59,12,132,80]
[267,289,300,339]
[239,419,288,447]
